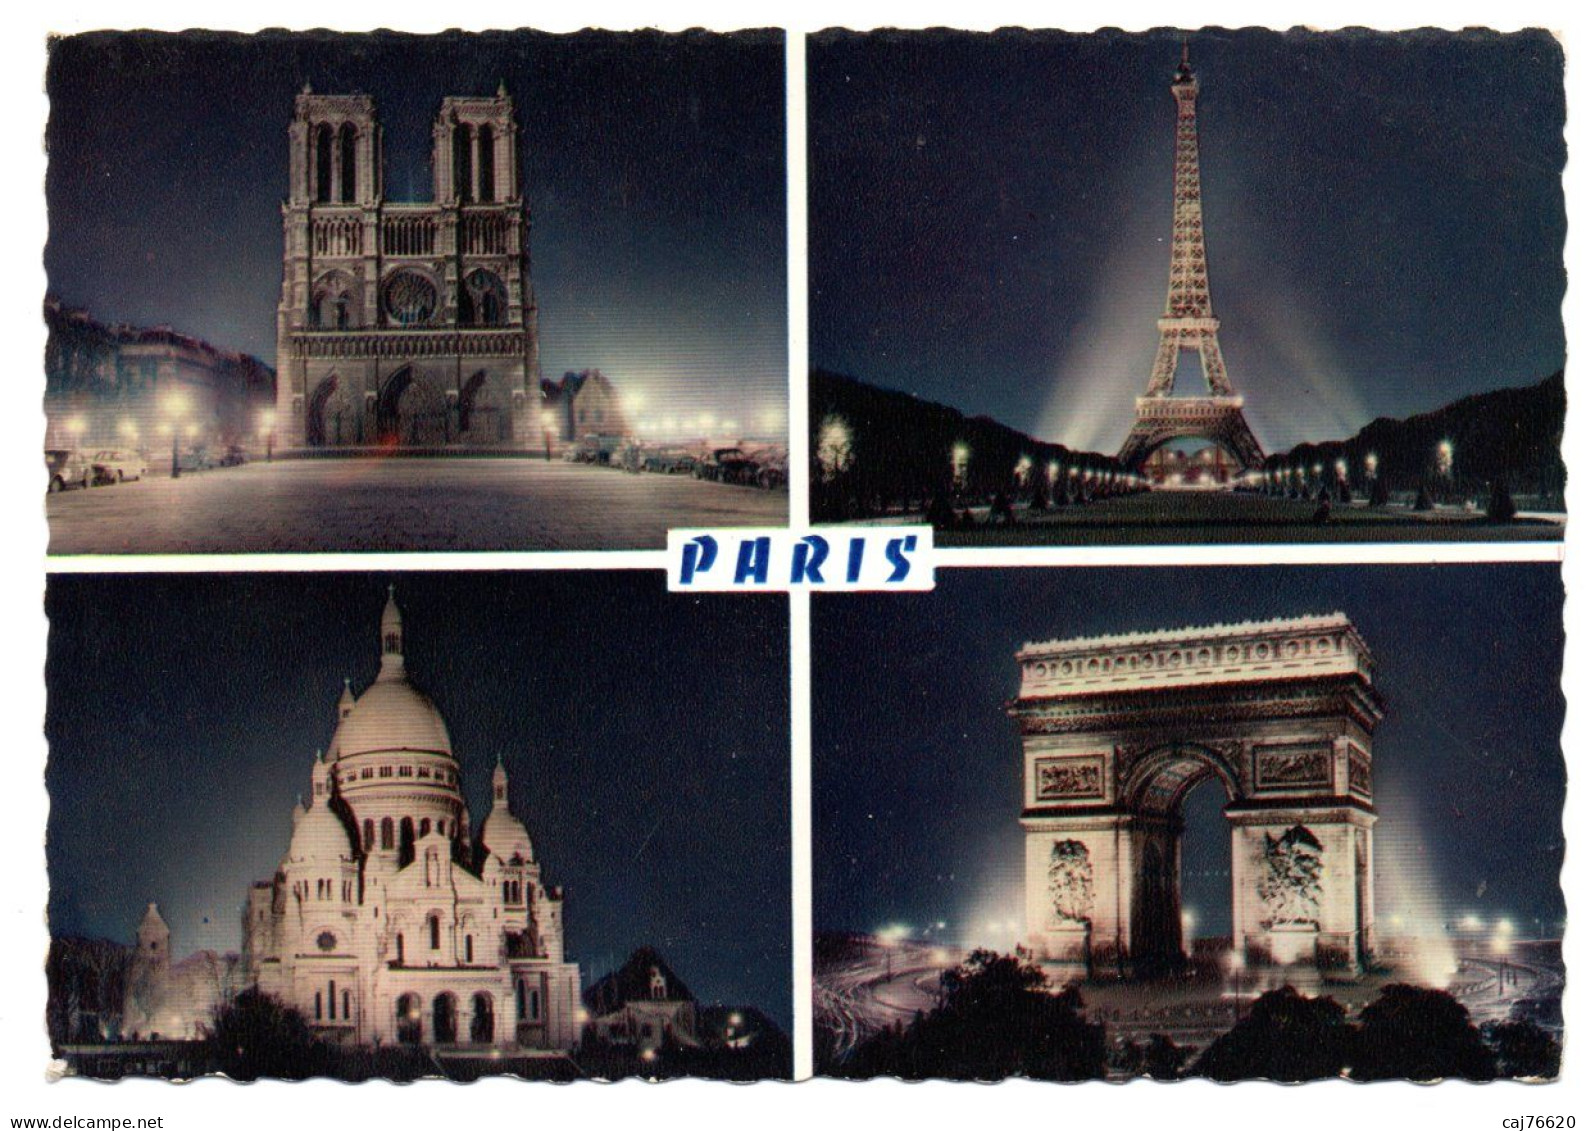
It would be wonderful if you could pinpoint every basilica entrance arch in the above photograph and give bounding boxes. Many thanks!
[1010,615,1382,978]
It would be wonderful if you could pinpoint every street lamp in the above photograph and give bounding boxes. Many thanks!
[540,410,557,461]
[1365,451,1379,479]
[1226,949,1247,1022]
[1492,918,1515,996]
[165,391,188,478]
[951,442,970,493]
[816,416,853,482]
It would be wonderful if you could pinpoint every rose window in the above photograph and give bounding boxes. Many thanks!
[382,271,438,326]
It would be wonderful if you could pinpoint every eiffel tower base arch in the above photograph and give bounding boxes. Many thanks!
[1118,396,1265,474]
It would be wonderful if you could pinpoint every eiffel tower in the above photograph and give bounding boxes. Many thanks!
[1117,44,1264,475]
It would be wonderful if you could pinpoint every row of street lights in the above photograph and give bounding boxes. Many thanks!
[1256,440,1458,496]
[58,396,279,478]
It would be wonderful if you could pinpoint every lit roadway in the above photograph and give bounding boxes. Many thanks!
[815,937,1565,1068]
[857,492,1565,545]
[46,458,787,555]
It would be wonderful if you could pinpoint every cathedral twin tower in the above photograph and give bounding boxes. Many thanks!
[274,87,541,451]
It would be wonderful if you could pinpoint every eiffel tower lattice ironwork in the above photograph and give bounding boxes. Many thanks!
[1117,45,1265,473]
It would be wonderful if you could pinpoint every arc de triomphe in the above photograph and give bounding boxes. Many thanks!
[1010,615,1381,978]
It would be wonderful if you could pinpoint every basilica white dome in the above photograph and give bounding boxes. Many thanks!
[330,677,453,760]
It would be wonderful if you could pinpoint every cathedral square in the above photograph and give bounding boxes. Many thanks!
[44,32,788,554]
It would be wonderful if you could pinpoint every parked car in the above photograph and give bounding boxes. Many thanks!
[91,449,148,484]
[45,448,94,492]
[219,444,248,467]
[744,444,788,490]
[641,447,699,475]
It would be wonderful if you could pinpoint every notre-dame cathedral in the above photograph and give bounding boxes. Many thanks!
[273,86,542,450]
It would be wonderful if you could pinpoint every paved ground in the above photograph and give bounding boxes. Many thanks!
[859,491,1565,545]
[46,458,787,555]
[815,937,1563,1072]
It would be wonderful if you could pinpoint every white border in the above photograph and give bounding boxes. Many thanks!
[2,4,1579,1131]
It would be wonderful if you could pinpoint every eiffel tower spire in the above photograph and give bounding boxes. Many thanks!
[1118,43,1265,477]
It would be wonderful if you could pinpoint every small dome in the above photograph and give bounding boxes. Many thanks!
[480,759,533,861]
[286,797,354,864]
[480,807,534,863]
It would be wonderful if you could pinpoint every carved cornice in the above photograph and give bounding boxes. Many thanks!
[290,330,531,359]
[1011,677,1383,736]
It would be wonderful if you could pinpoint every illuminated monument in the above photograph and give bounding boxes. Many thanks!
[1010,615,1379,978]
[274,88,542,450]
[123,590,582,1048]
[1117,46,1265,478]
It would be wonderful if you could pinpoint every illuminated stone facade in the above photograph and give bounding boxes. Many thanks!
[274,87,541,450]
[127,591,581,1049]
[1011,614,1381,977]
[239,590,581,1048]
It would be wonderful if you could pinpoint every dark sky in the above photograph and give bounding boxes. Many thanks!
[809,29,1565,453]
[46,572,791,1029]
[45,30,788,435]
[813,565,1564,945]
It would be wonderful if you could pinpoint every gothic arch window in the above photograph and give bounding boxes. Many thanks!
[315,991,323,1021]
[459,270,507,327]
[338,123,357,203]
[420,817,431,837]
[311,273,360,330]
[395,933,405,964]
[382,270,439,326]
[477,124,494,201]
[428,913,441,950]
[363,819,374,851]
[515,978,527,1020]
[465,934,474,963]
[328,979,338,1020]
[314,124,333,203]
[453,123,473,203]
[380,817,394,851]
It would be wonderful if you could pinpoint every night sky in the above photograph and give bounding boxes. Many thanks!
[813,565,1564,945]
[45,30,788,434]
[809,29,1565,453]
[46,573,791,1029]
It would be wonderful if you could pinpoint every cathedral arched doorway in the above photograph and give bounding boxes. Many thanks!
[377,366,450,447]
[1012,616,1383,979]
[457,371,506,444]
[470,993,494,1044]
[395,994,422,1045]
[307,374,359,447]
[432,993,458,1044]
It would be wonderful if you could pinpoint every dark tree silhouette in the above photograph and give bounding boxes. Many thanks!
[207,988,326,1080]
[1413,484,1434,511]
[1369,475,1390,507]
[1192,986,1351,1081]
[1487,479,1518,522]
[1482,1020,1561,1080]
[1349,984,1495,1081]
[838,949,1107,1081]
